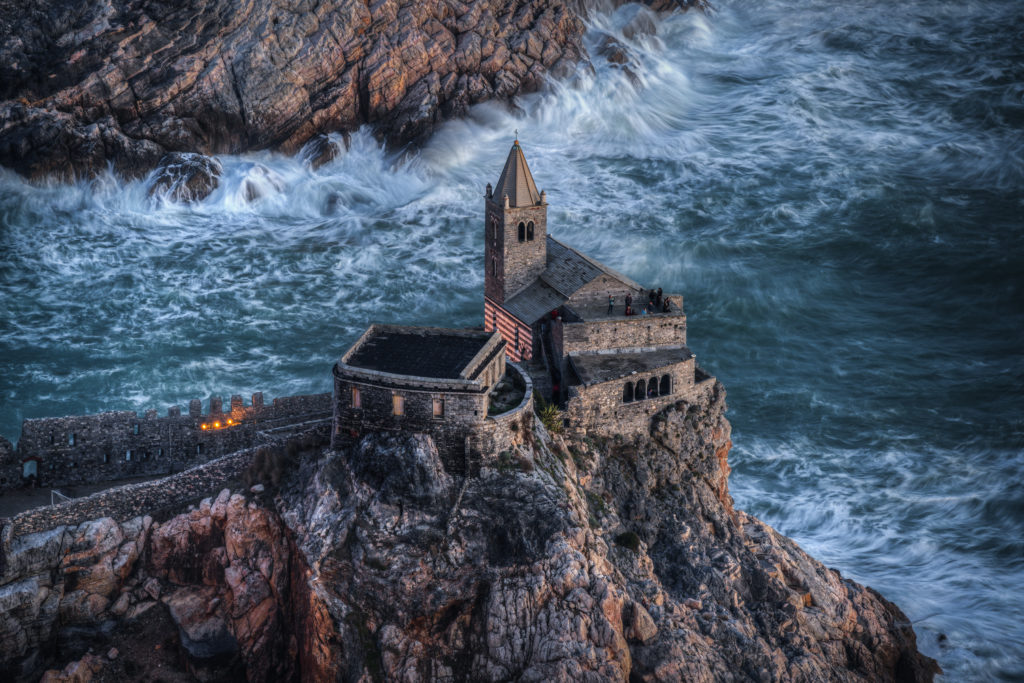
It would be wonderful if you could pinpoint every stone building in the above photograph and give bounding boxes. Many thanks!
[483,139,714,435]
[331,325,534,474]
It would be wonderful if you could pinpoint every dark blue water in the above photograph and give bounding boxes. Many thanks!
[1,0,1022,677]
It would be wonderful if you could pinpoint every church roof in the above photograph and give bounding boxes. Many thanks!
[493,140,542,207]
[502,236,641,324]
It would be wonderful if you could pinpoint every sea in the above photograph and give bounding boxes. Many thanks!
[1,0,1021,677]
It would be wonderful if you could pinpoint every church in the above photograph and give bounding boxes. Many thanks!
[483,139,714,435]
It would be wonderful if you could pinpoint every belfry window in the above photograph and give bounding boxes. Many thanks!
[518,222,526,242]
[392,394,405,416]
[351,386,362,408]
[527,221,534,241]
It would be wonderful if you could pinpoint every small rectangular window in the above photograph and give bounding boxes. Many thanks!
[103,453,109,464]
[392,394,405,416]
[125,450,132,461]
[157,448,163,456]
[433,398,445,418]
[133,423,140,435]
[68,433,75,446]
[197,444,203,455]
[351,386,361,408]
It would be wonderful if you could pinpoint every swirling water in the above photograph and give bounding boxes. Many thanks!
[1,0,1022,677]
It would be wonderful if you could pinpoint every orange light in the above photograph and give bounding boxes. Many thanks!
[226,419,234,425]
[201,424,208,430]
[214,421,220,428]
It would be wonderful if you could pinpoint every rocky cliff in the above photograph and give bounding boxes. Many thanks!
[0,0,700,181]
[0,382,937,679]
[0,382,938,681]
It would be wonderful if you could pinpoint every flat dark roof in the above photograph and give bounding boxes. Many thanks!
[345,328,493,379]
[570,346,694,386]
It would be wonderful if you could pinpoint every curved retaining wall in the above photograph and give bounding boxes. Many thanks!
[474,361,535,466]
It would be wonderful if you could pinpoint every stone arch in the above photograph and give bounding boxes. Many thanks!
[648,377,659,398]
[623,381,634,403]
[635,379,646,401]
[518,222,526,242]
[527,221,535,241]
[660,374,671,395]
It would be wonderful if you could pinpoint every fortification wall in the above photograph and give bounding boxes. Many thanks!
[5,392,332,492]
[564,359,707,437]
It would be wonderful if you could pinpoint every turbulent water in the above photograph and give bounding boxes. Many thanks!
[2,0,1022,677]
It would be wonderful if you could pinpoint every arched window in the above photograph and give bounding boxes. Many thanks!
[635,379,646,401]
[527,221,534,241]
[648,377,658,398]
[623,382,634,403]
[660,374,671,395]
[517,222,526,242]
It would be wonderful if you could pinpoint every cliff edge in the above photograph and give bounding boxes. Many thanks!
[0,0,701,181]
[0,383,938,681]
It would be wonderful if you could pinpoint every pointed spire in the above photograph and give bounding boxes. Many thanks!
[492,139,541,208]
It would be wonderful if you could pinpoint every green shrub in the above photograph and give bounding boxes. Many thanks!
[537,402,563,434]
[614,531,641,553]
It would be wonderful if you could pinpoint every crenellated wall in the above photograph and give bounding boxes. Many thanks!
[3,392,332,492]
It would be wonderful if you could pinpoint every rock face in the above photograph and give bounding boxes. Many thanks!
[0,381,938,681]
[0,0,592,180]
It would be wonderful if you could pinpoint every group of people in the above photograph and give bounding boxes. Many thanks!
[608,287,671,317]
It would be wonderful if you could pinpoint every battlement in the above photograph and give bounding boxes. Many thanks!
[0,391,331,493]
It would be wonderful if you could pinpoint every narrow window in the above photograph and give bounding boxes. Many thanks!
[635,379,646,401]
[158,447,163,457]
[351,386,362,408]
[125,450,132,461]
[433,397,445,418]
[623,382,633,403]
[517,222,526,242]
[103,453,110,464]
[514,327,519,349]
[50,433,54,444]
[527,221,534,241]
[197,444,203,455]
[660,374,671,395]
[68,433,75,446]
[491,258,496,277]
[392,394,405,416]
[133,423,140,435]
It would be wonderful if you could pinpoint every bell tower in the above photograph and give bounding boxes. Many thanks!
[484,139,548,304]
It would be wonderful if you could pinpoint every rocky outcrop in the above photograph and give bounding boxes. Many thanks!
[0,380,938,681]
[0,0,590,181]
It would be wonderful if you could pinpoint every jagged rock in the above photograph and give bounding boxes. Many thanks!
[302,133,350,171]
[147,153,222,202]
[39,653,103,683]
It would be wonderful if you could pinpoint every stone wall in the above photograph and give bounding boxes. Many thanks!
[5,446,250,537]
[4,392,332,492]
[564,360,714,437]
[474,362,535,468]
[552,309,687,359]
[564,273,638,311]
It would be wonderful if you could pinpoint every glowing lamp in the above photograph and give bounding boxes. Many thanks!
[214,421,220,428]
[201,424,208,430]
